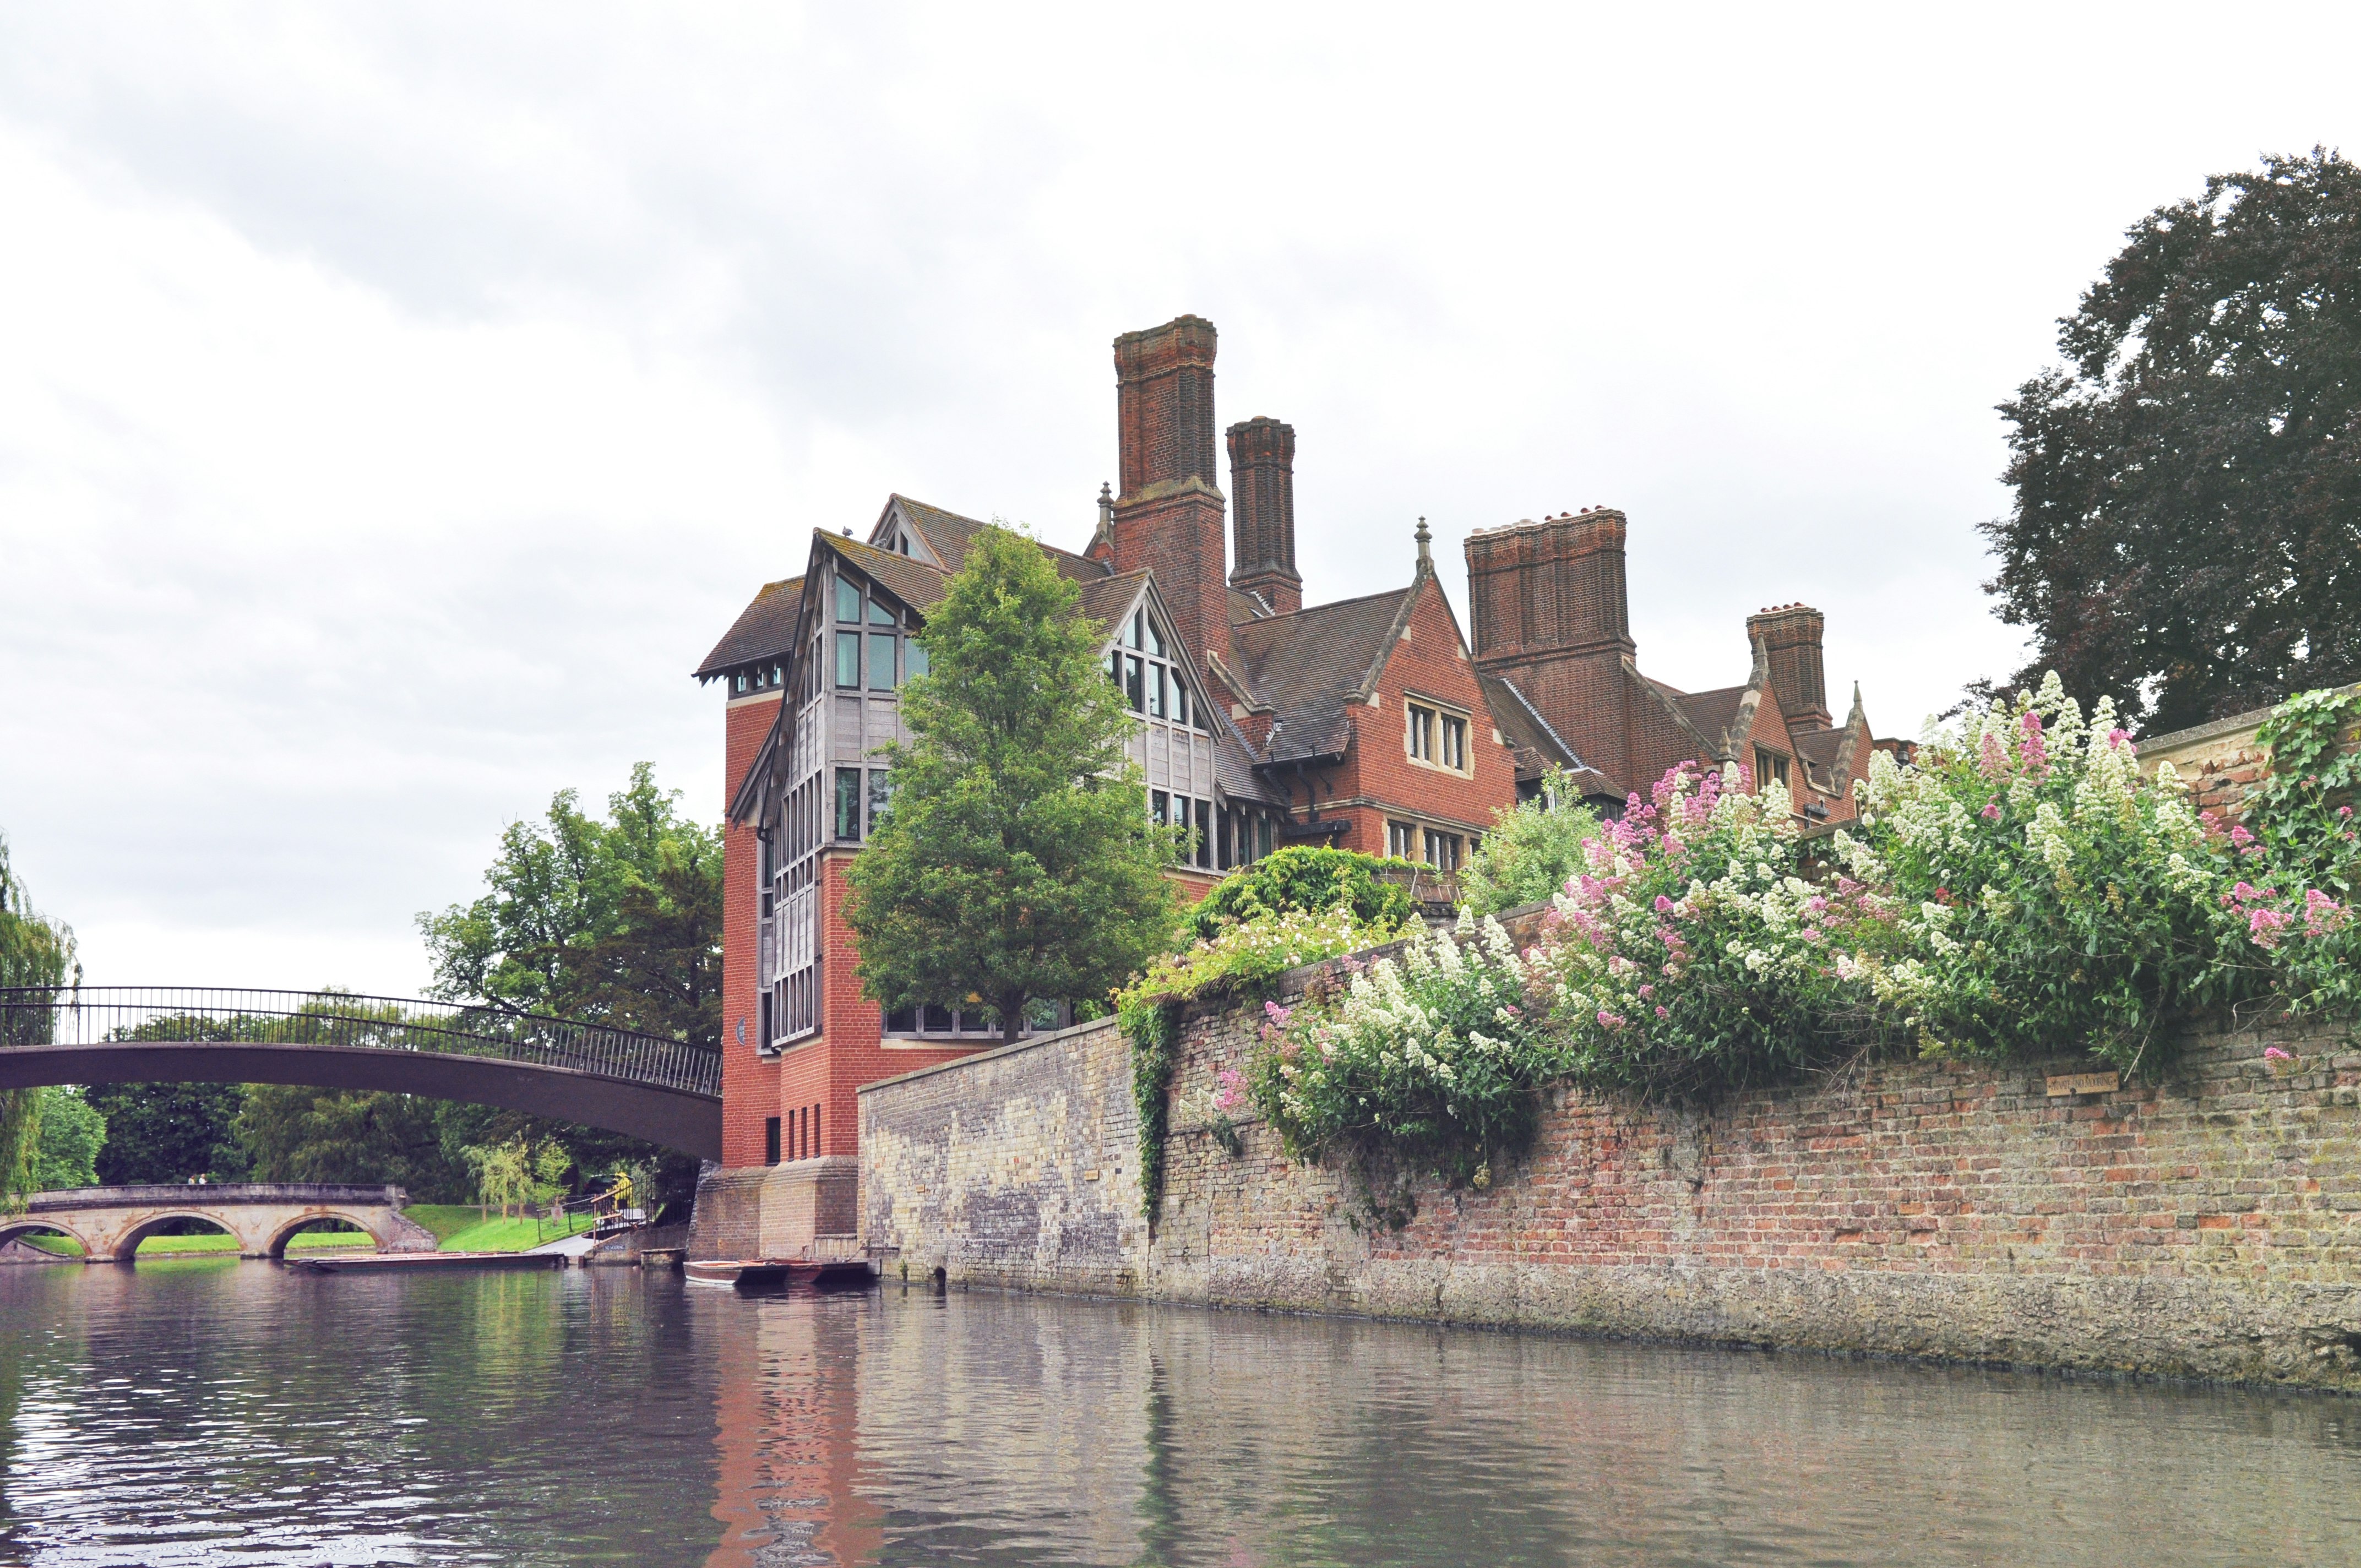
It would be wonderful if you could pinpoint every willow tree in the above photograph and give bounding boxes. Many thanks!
[1,832,79,1207]
[845,524,1178,1045]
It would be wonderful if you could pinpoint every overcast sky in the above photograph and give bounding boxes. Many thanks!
[3,5,2355,997]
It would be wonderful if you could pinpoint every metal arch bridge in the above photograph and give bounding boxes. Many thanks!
[0,988,722,1161]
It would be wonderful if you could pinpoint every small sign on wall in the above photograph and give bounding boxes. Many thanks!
[2046,1071,2119,1098]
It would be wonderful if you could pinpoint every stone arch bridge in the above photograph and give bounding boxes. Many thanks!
[3,1183,439,1263]
[0,987,722,1161]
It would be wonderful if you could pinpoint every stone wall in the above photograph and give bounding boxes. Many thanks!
[861,957,2361,1389]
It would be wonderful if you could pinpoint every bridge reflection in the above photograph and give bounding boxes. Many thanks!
[0,987,722,1158]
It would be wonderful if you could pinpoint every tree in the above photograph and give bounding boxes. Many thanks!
[846,524,1179,1044]
[1460,770,1603,915]
[418,762,722,1044]
[86,1083,250,1185]
[418,762,720,1212]
[0,830,78,1207]
[1982,149,2361,732]
[29,1088,105,1191]
[236,1085,468,1198]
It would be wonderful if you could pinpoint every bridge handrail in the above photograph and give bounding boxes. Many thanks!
[0,987,721,1099]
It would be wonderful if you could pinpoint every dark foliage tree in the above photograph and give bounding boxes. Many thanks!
[1983,148,2361,732]
[86,1083,251,1185]
[236,1085,466,1198]
[846,524,1179,1045]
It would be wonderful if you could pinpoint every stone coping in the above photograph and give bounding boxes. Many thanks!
[28,1182,407,1209]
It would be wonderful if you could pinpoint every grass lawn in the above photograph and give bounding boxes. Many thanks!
[6,1228,377,1257]
[400,1205,599,1252]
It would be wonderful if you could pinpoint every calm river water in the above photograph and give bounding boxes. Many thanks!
[2,1261,2357,1566]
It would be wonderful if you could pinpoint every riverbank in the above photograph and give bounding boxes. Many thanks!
[853,953,2361,1392]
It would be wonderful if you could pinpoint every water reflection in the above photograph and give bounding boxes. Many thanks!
[2,1264,2358,1566]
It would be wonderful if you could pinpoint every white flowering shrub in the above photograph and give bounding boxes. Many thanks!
[1250,911,1558,1194]
[1849,674,2253,1073]
[1526,761,1885,1096]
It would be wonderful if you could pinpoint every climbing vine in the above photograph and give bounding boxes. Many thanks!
[1114,901,1400,1221]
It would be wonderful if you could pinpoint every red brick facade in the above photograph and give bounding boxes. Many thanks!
[720,690,783,1168]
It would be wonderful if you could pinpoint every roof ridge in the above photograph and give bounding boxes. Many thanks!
[891,493,1110,574]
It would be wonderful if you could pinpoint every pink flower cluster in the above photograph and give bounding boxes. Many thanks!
[1214,1068,1247,1112]
[2225,880,2347,948]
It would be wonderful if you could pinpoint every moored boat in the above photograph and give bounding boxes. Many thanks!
[287,1250,568,1274]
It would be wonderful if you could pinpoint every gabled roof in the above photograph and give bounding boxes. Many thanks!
[1670,685,1749,757]
[694,576,805,680]
[886,495,1108,587]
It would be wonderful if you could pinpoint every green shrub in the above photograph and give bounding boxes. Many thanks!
[1460,769,1603,914]
[1185,848,1416,944]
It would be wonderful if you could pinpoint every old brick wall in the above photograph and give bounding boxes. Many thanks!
[862,946,2361,1388]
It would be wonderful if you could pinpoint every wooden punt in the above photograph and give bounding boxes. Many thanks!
[287,1250,568,1274]
[682,1257,872,1290]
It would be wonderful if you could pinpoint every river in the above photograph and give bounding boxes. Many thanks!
[1,1260,2356,1566]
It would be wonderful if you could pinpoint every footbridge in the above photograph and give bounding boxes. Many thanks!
[0,988,722,1160]
[1,1183,438,1263]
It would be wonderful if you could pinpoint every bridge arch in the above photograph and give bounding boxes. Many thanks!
[0,988,722,1160]
[111,1210,241,1261]
[262,1211,385,1259]
[0,1215,92,1256]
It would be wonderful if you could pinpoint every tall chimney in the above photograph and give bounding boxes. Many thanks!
[1109,316,1232,679]
[1747,603,1831,729]
[1227,416,1301,614]
[1464,508,1639,791]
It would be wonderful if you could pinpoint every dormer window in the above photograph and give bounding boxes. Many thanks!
[1754,747,1790,788]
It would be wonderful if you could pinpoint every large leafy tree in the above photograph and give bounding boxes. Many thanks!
[418,761,722,1044]
[846,524,1178,1045]
[1983,148,2361,732]
[417,763,721,1211]
[0,831,78,1206]
[86,1083,250,1184]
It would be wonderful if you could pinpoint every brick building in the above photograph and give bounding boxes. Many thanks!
[693,314,1898,1209]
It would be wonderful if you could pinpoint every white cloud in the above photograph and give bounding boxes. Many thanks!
[1,2,2355,989]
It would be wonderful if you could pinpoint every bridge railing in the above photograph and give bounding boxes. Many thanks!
[0,988,722,1099]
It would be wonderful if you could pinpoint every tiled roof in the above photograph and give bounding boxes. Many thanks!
[893,496,1108,587]
[1227,585,1407,727]
[694,576,804,679]
[1477,671,1628,799]
[1076,570,1151,633]
[1793,726,1846,782]
[828,535,953,616]
[1228,586,1272,623]
[1672,685,1748,754]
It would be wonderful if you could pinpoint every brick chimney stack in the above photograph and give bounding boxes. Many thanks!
[1109,315,1231,679]
[1464,507,1640,791]
[1226,416,1301,614]
[1747,603,1831,729]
